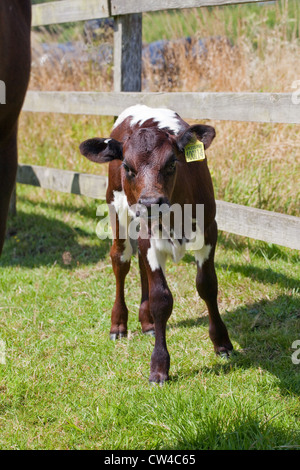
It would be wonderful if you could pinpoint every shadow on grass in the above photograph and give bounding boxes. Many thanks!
[1,210,111,269]
[16,195,102,221]
[174,294,300,396]
[161,414,299,450]
[217,230,299,263]
[183,253,299,291]
[217,262,299,290]
[178,234,299,395]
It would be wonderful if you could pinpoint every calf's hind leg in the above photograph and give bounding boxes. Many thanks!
[195,222,233,356]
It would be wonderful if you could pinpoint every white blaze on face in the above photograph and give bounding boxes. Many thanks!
[113,105,184,135]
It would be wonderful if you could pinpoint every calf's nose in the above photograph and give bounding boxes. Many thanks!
[138,196,169,208]
[137,196,170,218]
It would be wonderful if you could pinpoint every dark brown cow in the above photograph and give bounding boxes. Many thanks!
[80,105,233,384]
[0,1,31,255]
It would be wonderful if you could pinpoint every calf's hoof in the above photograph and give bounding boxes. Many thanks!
[149,372,169,386]
[143,328,155,337]
[110,332,127,341]
[215,344,233,358]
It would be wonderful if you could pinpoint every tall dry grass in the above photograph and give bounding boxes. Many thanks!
[19,5,300,216]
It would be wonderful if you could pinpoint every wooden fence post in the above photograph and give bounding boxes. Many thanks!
[113,13,142,92]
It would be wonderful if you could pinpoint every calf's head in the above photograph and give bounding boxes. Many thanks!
[79,123,215,216]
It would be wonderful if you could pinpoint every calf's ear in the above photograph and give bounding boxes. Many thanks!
[79,138,123,163]
[177,124,216,151]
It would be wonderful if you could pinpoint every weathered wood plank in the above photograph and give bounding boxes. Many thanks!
[32,0,109,27]
[31,0,276,26]
[16,165,300,250]
[111,0,276,15]
[23,91,300,124]
[216,200,300,250]
[16,164,108,200]
[114,14,142,92]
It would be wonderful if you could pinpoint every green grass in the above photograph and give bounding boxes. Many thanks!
[143,0,300,44]
[0,185,299,449]
[2,0,299,451]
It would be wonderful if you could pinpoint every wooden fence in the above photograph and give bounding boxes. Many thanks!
[16,0,300,250]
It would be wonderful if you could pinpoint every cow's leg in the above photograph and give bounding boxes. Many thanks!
[0,131,18,256]
[108,203,133,340]
[139,238,173,384]
[110,237,131,339]
[195,221,233,356]
[138,252,155,335]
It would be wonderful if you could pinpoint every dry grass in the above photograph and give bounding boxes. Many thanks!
[143,34,300,94]
[30,32,113,92]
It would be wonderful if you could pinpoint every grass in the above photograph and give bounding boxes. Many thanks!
[0,0,299,450]
[0,186,299,449]
[18,114,300,217]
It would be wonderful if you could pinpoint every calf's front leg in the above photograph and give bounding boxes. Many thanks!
[139,238,173,384]
[110,237,131,340]
[138,251,155,335]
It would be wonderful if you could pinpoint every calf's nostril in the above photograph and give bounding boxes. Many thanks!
[138,196,169,208]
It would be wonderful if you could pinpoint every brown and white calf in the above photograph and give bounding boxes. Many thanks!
[80,105,233,384]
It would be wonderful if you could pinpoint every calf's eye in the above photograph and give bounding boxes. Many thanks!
[123,163,135,177]
[166,161,177,174]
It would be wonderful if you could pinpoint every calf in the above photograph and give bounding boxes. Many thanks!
[80,105,233,384]
[0,1,31,255]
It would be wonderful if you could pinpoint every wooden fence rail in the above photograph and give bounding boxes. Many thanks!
[23,91,300,124]
[32,0,276,26]
[110,0,276,15]
[17,164,300,250]
[16,0,300,250]
[32,0,109,26]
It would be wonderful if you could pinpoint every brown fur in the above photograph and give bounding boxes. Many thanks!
[0,1,31,254]
[80,110,233,383]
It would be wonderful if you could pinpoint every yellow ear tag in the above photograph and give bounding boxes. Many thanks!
[184,140,205,162]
